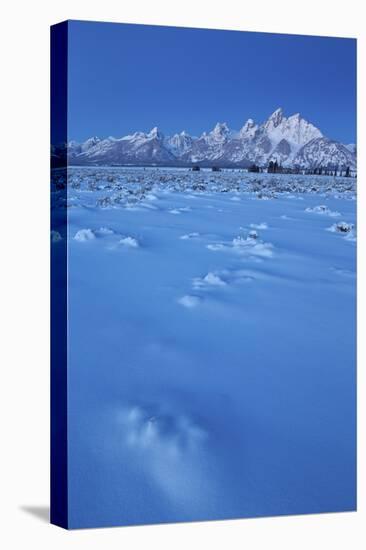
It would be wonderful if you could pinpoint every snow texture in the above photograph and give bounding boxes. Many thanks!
[52,166,356,528]
[73,228,96,241]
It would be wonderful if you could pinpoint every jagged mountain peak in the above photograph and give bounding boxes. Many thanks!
[200,122,232,146]
[265,107,284,129]
[240,118,258,138]
[148,126,164,140]
[243,118,255,127]
[84,136,101,146]
[67,110,355,170]
[272,107,283,115]
[80,136,102,153]
[288,112,301,120]
[294,137,356,169]
[261,108,323,151]
[211,122,230,136]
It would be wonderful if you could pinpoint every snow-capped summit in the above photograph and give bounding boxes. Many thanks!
[121,131,146,142]
[240,119,258,139]
[264,108,285,131]
[282,113,322,146]
[165,131,193,156]
[208,122,231,142]
[66,108,356,170]
[288,112,301,122]
[81,136,101,152]
[263,108,322,153]
[148,126,164,140]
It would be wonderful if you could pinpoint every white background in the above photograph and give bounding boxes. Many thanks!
[0,0,364,548]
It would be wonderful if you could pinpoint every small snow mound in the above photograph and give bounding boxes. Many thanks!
[232,234,274,257]
[326,222,356,242]
[119,236,139,248]
[305,205,340,217]
[97,226,114,235]
[203,272,226,286]
[118,404,207,453]
[178,295,201,308]
[193,272,227,289]
[51,230,62,243]
[73,228,95,241]
[248,242,274,258]
[208,234,274,258]
[327,221,354,234]
[250,222,268,230]
[232,233,257,247]
[180,232,200,240]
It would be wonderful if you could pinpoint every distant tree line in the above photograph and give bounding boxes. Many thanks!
[248,164,262,173]
[192,162,355,177]
[306,166,352,177]
[248,161,355,177]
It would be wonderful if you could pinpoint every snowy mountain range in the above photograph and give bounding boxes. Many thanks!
[64,108,356,170]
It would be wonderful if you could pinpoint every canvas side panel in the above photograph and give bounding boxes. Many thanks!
[50,20,68,529]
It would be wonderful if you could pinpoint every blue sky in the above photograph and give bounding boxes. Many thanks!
[67,20,356,143]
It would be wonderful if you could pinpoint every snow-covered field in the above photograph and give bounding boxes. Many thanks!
[52,167,356,528]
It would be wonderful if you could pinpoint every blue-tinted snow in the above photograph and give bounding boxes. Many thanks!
[52,167,356,528]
